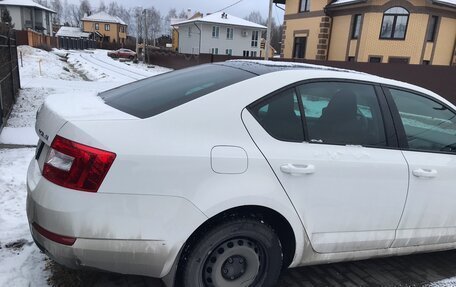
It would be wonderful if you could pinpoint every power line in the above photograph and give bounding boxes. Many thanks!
[212,0,244,14]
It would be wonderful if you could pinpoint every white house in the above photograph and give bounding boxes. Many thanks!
[0,0,55,36]
[172,12,267,57]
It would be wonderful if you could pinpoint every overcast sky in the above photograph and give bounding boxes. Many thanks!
[72,0,285,22]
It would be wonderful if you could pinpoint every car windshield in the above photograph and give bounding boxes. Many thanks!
[101,64,256,118]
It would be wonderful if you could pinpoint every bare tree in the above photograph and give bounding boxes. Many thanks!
[178,9,188,19]
[144,7,161,46]
[107,2,120,16]
[51,0,62,24]
[79,0,91,17]
[68,3,81,26]
[98,0,106,12]
[164,8,177,35]
[245,11,266,26]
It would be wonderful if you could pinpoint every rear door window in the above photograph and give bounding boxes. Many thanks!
[297,82,387,147]
[102,64,256,118]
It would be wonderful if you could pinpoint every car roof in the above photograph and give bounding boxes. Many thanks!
[216,60,365,76]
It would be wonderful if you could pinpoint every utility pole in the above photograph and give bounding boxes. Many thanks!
[143,9,148,64]
[136,8,142,59]
[265,0,273,60]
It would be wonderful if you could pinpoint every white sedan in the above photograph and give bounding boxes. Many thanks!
[27,60,456,287]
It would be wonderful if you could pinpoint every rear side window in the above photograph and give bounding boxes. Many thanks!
[102,64,255,118]
[250,88,304,142]
[389,88,456,153]
[298,82,387,147]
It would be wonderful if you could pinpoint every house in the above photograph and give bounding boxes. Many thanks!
[171,12,267,56]
[170,11,203,52]
[275,0,456,65]
[81,11,127,44]
[0,0,55,36]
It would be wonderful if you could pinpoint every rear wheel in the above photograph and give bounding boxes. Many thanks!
[181,218,283,287]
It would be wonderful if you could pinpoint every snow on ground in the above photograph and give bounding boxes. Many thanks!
[0,148,49,287]
[429,278,456,287]
[0,45,171,286]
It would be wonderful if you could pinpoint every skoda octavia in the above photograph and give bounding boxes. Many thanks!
[27,61,456,287]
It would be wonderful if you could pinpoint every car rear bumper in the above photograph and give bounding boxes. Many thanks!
[30,223,170,276]
[26,159,207,278]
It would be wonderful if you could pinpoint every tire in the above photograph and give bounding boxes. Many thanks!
[129,55,134,60]
[181,218,283,287]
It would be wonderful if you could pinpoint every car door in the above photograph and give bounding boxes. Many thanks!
[242,80,409,253]
[385,87,456,247]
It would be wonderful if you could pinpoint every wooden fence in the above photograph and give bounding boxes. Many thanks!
[146,50,456,104]
[0,24,20,132]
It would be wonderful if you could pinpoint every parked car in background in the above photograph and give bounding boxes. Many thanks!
[107,48,136,59]
[27,61,456,287]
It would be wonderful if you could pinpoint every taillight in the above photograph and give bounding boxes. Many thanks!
[43,135,116,192]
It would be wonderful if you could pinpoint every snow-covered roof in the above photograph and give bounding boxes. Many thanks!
[172,12,266,30]
[170,18,188,27]
[0,0,56,13]
[329,0,456,7]
[81,11,127,25]
[56,27,90,38]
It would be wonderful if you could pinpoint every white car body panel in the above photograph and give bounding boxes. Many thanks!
[393,150,456,247]
[242,110,409,253]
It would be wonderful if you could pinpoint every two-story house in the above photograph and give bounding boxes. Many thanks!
[275,0,456,66]
[82,11,127,44]
[172,12,267,57]
[0,0,55,36]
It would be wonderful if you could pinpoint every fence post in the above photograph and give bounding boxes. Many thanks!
[8,28,16,103]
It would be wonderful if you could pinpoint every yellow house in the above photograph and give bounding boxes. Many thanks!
[82,11,127,45]
[275,0,456,66]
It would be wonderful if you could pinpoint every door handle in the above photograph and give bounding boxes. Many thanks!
[412,168,437,179]
[280,164,315,176]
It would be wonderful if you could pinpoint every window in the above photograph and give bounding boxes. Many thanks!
[243,50,250,57]
[120,26,125,33]
[188,26,192,37]
[422,60,430,65]
[226,49,232,55]
[104,24,110,31]
[293,37,307,59]
[211,48,219,55]
[227,27,234,40]
[426,16,439,42]
[348,56,355,62]
[212,26,220,38]
[95,23,99,30]
[251,51,257,57]
[102,64,256,119]
[299,0,311,12]
[388,57,409,64]
[369,56,382,63]
[250,89,304,142]
[297,82,387,147]
[380,7,409,40]
[389,89,456,153]
[351,14,362,39]
[251,31,259,47]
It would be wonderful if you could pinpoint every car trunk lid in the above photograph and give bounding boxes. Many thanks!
[35,93,137,146]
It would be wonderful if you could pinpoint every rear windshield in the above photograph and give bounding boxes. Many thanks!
[101,64,256,118]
